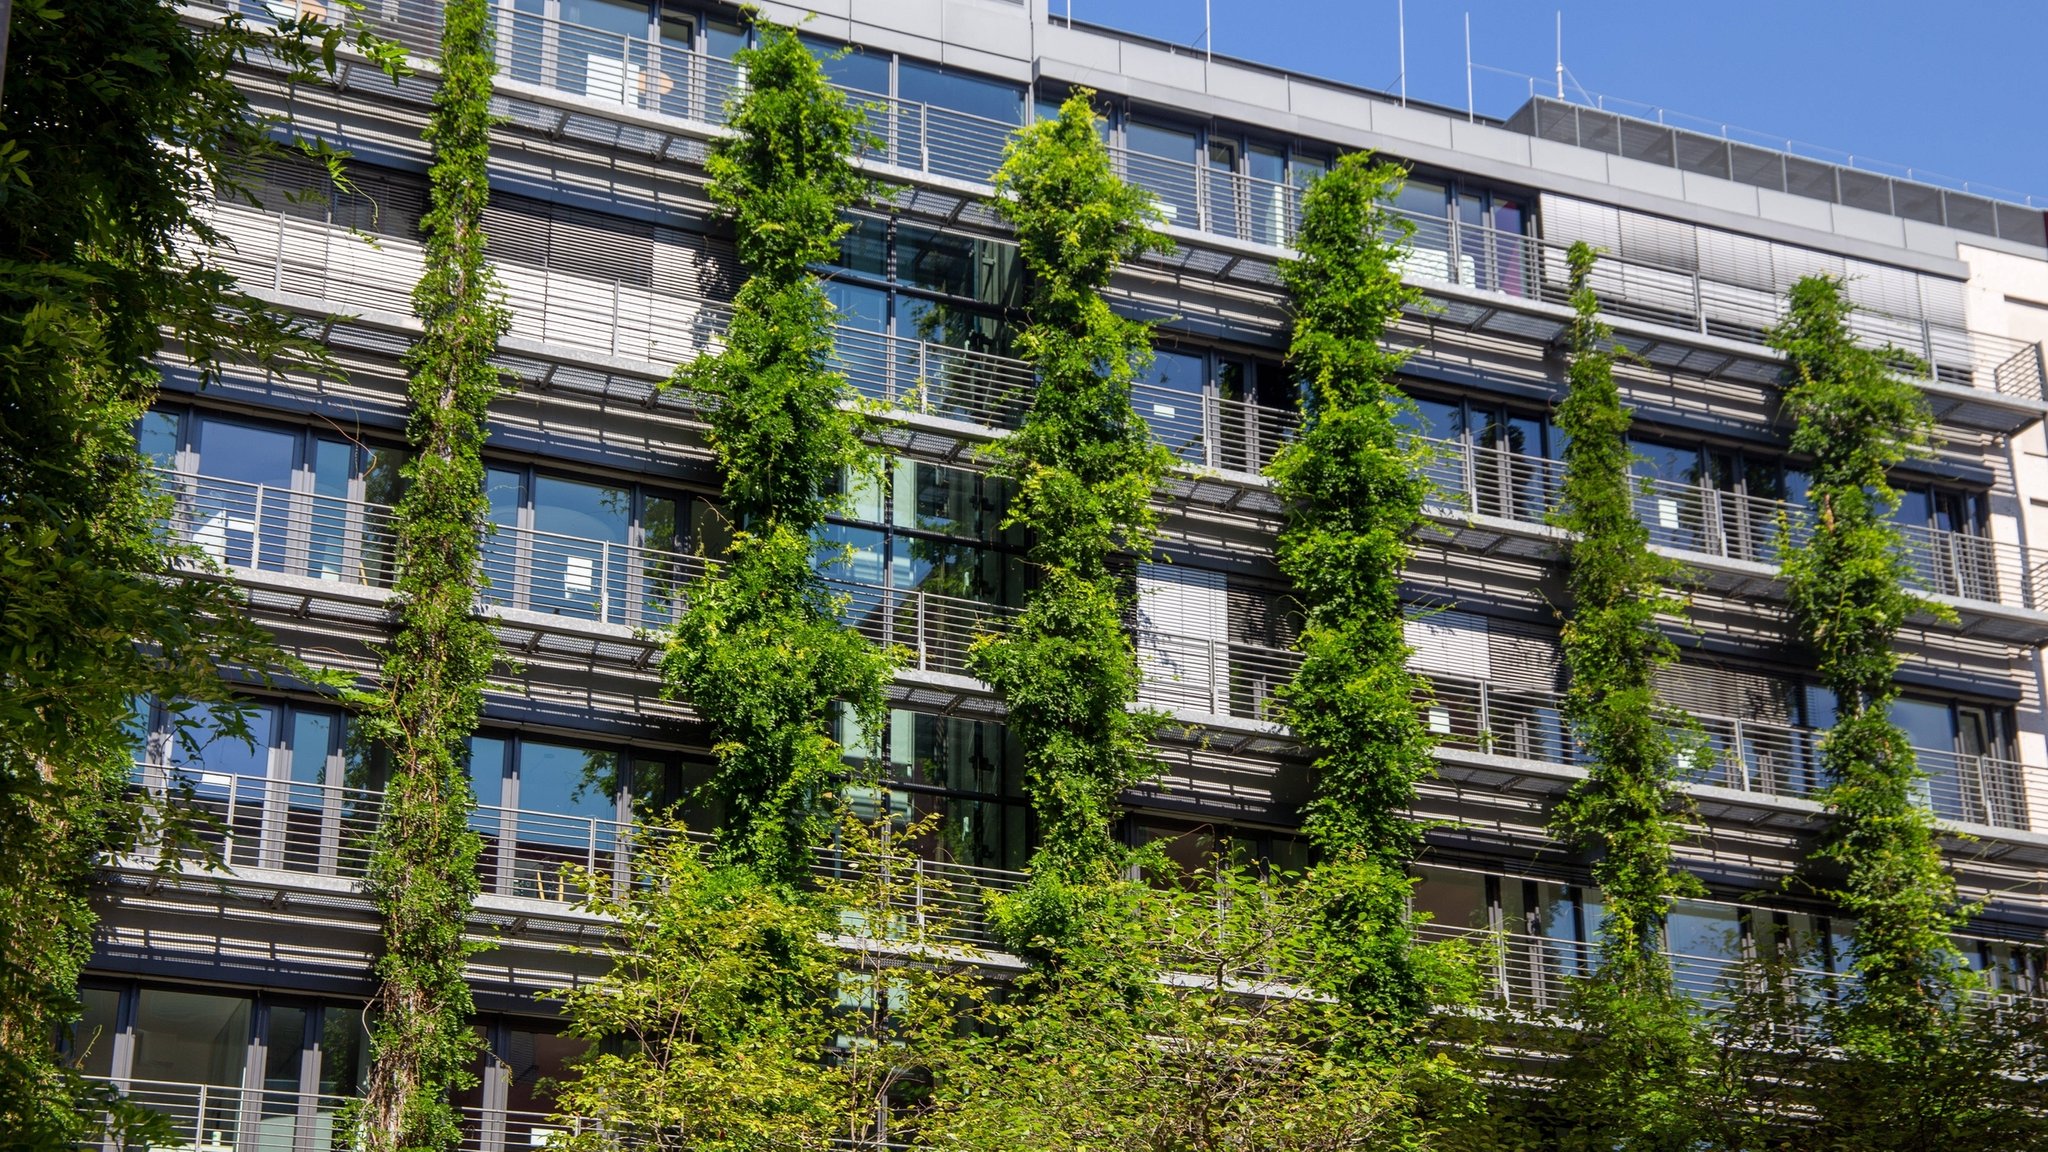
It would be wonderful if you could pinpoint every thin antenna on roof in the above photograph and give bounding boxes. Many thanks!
[1397,0,1407,106]
[1555,11,1564,99]
[1205,0,1212,65]
[1464,12,1474,122]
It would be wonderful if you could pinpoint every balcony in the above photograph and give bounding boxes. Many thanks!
[155,469,2048,836]
[189,0,2048,435]
[197,188,2048,638]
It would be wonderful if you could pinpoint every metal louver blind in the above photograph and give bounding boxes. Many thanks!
[1653,661,1796,724]
[331,166,429,238]
[1227,584,1298,651]
[1485,618,1561,693]
[1406,610,1490,681]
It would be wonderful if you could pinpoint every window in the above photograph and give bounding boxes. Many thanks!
[1131,343,1290,471]
[1892,482,1998,601]
[1391,176,1534,295]
[133,696,378,878]
[62,983,372,1143]
[1400,393,1561,523]
[841,709,1031,872]
[820,459,1027,622]
[482,463,713,628]
[148,406,406,585]
[1129,816,1307,885]
[467,733,706,900]
[825,217,1026,424]
[504,0,713,120]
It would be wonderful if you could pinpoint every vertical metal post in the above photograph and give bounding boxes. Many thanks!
[1396,0,1406,107]
[1464,12,1473,122]
[599,540,612,623]
[918,102,929,174]
[1555,11,1564,99]
[915,591,928,671]
[1209,638,1221,716]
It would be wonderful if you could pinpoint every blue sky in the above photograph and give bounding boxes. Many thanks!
[1068,0,2048,206]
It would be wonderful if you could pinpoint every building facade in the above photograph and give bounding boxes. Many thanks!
[79,0,2048,1145]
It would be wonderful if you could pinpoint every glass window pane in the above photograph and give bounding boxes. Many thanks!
[263,1005,309,1096]
[706,17,746,59]
[898,59,1023,124]
[805,35,888,97]
[514,740,619,821]
[191,417,299,571]
[500,1028,589,1138]
[1412,866,1489,933]
[898,60,1022,181]
[531,475,631,620]
[63,987,123,1078]
[558,0,652,104]
[532,475,631,543]
[1124,120,1198,226]
[289,712,335,788]
[318,1008,368,1096]
[171,701,277,784]
[1134,348,1209,464]
[140,410,181,469]
[132,988,252,1086]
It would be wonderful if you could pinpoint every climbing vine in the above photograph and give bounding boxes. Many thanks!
[354,0,505,1146]
[661,18,893,885]
[1767,275,2037,1144]
[969,91,1173,908]
[1267,153,1437,1028]
[1539,241,1706,1148]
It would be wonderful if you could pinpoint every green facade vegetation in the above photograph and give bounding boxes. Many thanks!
[3,5,2039,1149]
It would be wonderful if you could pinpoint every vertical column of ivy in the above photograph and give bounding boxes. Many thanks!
[1767,275,2022,1143]
[969,92,1173,904]
[354,0,506,1147]
[661,20,892,886]
[1266,153,1436,1026]
[1541,241,1706,1147]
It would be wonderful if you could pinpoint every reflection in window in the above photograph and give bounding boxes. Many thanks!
[843,709,1029,871]
[132,988,252,1086]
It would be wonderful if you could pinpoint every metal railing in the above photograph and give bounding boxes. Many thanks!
[80,1079,917,1152]
[126,763,1028,949]
[155,464,2046,832]
[202,196,2048,614]
[1417,437,2048,613]
[83,1077,356,1152]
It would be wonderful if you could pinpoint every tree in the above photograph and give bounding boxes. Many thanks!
[968,92,1173,920]
[1268,152,1438,1035]
[924,860,1473,1152]
[661,16,893,885]
[350,0,505,1146]
[0,0,390,1143]
[547,813,981,1151]
[1535,241,1708,1151]
[1768,275,2048,1148]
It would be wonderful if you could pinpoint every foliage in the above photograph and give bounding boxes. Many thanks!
[547,813,981,1152]
[969,91,1174,892]
[667,525,894,881]
[662,17,894,885]
[1769,275,2046,1147]
[0,0,392,1143]
[1267,153,1440,1046]
[350,0,503,1146]
[1524,242,1709,1150]
[924,858,1479,1152]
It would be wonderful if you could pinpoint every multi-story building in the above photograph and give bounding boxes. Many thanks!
[78,0,2048,1144]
